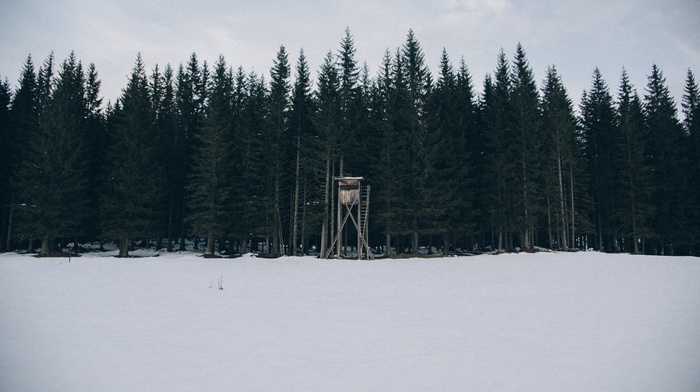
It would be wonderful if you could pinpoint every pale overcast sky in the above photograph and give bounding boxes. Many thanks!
[1,0,699,111]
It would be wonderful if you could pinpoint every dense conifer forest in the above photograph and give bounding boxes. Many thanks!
[1,30,698,257]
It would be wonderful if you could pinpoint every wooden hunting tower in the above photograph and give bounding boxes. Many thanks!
[325,177,373,260]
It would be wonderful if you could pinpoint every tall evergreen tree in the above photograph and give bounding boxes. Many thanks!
[267,45,292,255]
[372,49,406,254]
[480,50,513,251]
[6,56,40,250]
[0,77,12,251]
[579,68,617,251]
[236,70,270,252]
[643,65,686,255]
[14,52,91,255]
[613,69,653,253]
[424,49,473,252]
[152,64,179,251]
[509,43,542,250]
[337,28,362,176]
[681,69,700,253]
[83,63,105,242]
[540,66,581,250]
[173,54,207,250]
[402,29,431,253]
[289,49,317,255]
[101,54,164,257]
[186,56,234,256]
[314,51,341,257]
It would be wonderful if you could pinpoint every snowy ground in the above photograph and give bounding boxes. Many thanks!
[1,250,699,392]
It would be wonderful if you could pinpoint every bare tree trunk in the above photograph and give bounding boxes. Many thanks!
[300,179,308,255]
[320,157,330,258]
[291,136,301,256]
[385,232,391,257]
[570,167,576,250]
[204,233,215,256]
[119,237,129,257]
[5,191,13,252]
[39,237,50,257]
[557,150,568,250]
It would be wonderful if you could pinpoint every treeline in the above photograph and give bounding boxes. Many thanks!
[1,30,699,257]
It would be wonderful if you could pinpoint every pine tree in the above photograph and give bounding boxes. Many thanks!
[186,56,234,256]
[100,54,164,257]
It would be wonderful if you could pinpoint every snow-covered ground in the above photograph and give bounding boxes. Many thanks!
[1,250,699,391]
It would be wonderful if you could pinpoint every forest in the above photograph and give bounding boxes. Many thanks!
[0,30,698,257]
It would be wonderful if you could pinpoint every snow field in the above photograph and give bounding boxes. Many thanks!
[1,251,699,391]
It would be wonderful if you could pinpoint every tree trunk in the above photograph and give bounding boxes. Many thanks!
[570,167,576,250]
[39,237,50,257]
[320,157,330,258]
[166,201,174,252]
[204,233,215,256]
[412,232,419,254]
[385,232,391,257]
[291,138,301,256]
[119,237,129,257]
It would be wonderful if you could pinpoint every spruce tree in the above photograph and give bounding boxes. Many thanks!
[614,69,653,253]
[173,54,207,250]
[337,28,362,176]
[7,56,40,250]
[83,63,105,243]
[540,66,581,250]
[579,68,617,251]
[153,64,178,251]
[681,69,700,253]
[402,29,431,253]
[372,49,406,254]
[289,49,317,255]
[267,45,292,255]
[424,49,472,253]
[480,50,512,252]
[0,77,12,251]
[186,56,234,256]
[14,52,91,255]
[236,70,271,253]
[509,44,542,250]
[314,51,341,257]
[100,54,164,257]
[643,65,686,255]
